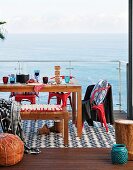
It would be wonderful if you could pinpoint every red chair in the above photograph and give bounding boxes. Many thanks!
[90,81,110,132]
[48,76,73,107]
[10,92,38,104]
[48,92,72,107]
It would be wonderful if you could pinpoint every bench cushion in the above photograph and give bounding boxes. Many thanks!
[21,104,63,112]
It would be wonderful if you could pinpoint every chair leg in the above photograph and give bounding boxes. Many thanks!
[97,104,108,132]
[57,97,61,105]
[92,104,108,132]
[31,97,36,104]
[68,95,72,107]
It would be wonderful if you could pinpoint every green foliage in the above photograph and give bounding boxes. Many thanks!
[0,21,6,40]
[0,21,6,25]
[0,33,5,40]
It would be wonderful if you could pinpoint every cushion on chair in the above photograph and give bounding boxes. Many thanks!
[90,80,109,106]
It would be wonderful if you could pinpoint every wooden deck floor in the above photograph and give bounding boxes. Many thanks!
[2,148,133,170]
[1,110,130,170]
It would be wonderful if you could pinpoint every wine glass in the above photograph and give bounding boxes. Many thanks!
[34,70,40,82]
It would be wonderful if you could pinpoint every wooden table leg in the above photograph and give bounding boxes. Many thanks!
[72,92,76,124]
[77,89,82,138]
[64,112,69,146]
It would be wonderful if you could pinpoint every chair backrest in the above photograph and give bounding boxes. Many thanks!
[90,80,109,106]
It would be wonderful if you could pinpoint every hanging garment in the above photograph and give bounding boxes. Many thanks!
[0,98,40,154]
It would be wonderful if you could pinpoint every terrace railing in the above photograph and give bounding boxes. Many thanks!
[0,59,127,112]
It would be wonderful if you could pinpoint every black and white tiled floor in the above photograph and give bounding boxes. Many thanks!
[22,120,116,148]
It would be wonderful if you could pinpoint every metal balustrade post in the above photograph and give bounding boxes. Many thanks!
[69,61,72,76]
[127,63,129,117]
[18,61,22,74]
[117,61,122,111]
[66,60,74,76]
[15,61,23,74]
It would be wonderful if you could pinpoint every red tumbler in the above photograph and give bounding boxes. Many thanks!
[43,77,48,84]
[3,76,8,84]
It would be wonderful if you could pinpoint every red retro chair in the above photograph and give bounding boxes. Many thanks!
[89,80,110,132]
[10,92,38,104]
[48,76,73,107]
[10,79,39,104]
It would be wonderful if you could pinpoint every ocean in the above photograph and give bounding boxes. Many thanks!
[0,33,128,111]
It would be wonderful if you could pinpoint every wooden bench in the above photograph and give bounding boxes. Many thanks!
[20,104,69,146]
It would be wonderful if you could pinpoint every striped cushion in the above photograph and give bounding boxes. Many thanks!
[21,104,63,112]
[90,80,109,105]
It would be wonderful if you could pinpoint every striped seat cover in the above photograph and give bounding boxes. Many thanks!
[21,104,63,112]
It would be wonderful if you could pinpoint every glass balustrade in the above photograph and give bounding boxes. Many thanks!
[0,59,127,112]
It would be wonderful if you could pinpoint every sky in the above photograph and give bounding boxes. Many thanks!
[0,0,128,34]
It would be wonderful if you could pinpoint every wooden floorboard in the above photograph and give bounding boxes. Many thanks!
[1,148,133,170]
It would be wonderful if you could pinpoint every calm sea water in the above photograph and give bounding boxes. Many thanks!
[0,33,128,61]
[0,33,128,110]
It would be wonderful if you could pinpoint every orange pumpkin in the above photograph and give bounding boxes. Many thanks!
[0,133,24,166]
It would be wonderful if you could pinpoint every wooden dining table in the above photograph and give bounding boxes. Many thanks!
[0,83,82,137]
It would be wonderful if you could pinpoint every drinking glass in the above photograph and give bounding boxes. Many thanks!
[34,70,40,82]
[3,76,8,84]
[64,76,70,83]
[10,74,15,84]
[43,77,48,84]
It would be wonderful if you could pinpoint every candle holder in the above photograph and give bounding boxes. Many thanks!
[111,144,128,164]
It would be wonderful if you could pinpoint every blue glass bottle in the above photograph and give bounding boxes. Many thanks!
[111,144,128,164]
